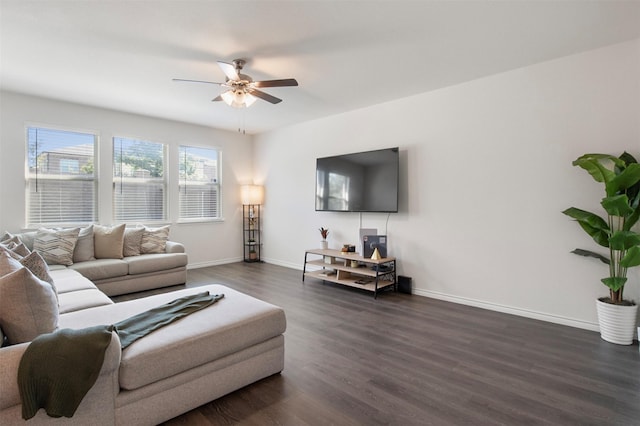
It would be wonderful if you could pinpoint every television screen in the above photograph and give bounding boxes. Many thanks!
[315,147,399,213]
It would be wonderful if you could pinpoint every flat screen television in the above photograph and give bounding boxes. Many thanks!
[315,147,399,213]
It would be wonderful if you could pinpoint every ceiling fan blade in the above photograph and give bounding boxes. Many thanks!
[248,89,282,104]
[253,78,299,88]
[172,78,222,85]
[212,95,223,102]
[217,61,239,81]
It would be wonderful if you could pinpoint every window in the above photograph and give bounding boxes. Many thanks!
[113,137,166,222]
[26,126,97,225]
[178,145,221,220]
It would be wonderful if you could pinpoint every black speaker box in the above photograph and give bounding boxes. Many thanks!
[398,275,412,294]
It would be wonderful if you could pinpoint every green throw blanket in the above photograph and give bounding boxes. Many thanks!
[18,325,114,420]
[18,291,224,419]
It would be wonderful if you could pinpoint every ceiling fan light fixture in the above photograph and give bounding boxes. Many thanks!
[220,89,257,108]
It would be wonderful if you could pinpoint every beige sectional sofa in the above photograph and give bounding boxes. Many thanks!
[0,264,287,425]
[8,225,188,296]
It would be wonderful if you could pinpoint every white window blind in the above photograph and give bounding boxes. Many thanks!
[113,137,166,222]
[26,127,97,226]
[178,145,221,220]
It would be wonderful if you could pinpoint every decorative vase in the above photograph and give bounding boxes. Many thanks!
[320,240,328,250]
[596,298,639,345]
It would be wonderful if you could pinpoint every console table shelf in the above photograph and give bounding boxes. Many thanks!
[302,249,396,298]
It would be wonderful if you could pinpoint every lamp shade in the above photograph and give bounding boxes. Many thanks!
[241,185,264,205]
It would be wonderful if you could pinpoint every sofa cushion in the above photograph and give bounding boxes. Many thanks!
[0,267,59,344]
[94,224,125,259]
[57,289,114,314]
[68,258,128,281]
[125,253,188,275]
[141,225,170,254]
[73,225,96,263]
[123,228,144,257]
[49,268,99,294]
[58,284,286,390]
[33,227,80,266]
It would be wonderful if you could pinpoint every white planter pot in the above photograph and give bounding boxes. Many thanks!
[320,240,328,250]
[596,298,639,345]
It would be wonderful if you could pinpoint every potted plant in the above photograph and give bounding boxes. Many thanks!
[319,227,329,249]
[562,152,640,344]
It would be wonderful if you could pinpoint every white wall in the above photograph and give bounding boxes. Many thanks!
[254,39,640,330]
[0,91,253,267]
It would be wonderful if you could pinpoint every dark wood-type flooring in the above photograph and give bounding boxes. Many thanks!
[114,262,640,425]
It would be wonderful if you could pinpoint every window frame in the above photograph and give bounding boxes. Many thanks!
[112,135,168,224]
[177,144,223,223]
[24,123,99,228]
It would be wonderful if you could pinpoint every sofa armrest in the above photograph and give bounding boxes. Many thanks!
[0,342,30,410]
[165,241,185,254]
[0,331,121,418]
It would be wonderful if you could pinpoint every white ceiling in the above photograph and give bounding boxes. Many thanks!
[2,1,639,135]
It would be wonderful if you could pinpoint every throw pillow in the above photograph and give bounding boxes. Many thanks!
[0,235,20,245]
[0,231,13,242]
[0,267,59,344]
[0,244,22,261]
[123,227,144,257]
[73,225,96,263]
[141,225,170,254]
[33,228,80,266]
[19,251,55,287]
[94,224,126,259]
[11,243,31,258]
[14,231,37,251]
[0,250,23,277]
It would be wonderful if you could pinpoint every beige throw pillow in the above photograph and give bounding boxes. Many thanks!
[73,225,95,263]
[0,267,59,344]
[33,228,80,266]
[123,227,145,257]
[94,224,126,259]
[141,225,170,254]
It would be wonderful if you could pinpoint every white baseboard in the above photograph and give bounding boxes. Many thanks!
[187,257,242,269]
[414,288,599,332]
[188,259,600,332]
[260,257,303,270]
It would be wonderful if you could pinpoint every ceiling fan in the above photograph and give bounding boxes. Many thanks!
[173,59,298,108]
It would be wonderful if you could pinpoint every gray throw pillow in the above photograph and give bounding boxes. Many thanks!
[94,224,126,259]
[73,225,96,263]
[0,267,59,344]
[33,228,80,266]
[123,227,144,257]
[141,225,170,254]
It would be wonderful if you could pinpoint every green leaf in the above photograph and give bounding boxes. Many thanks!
[570,248,610,265]
[609,231,640,251]
[620,246,640,268]
[601,276,627,292]
[606,163,640,195]
[619,151,638,166]
[562,207,610,247]
[573,156,617,187]
[601,194,634,218]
